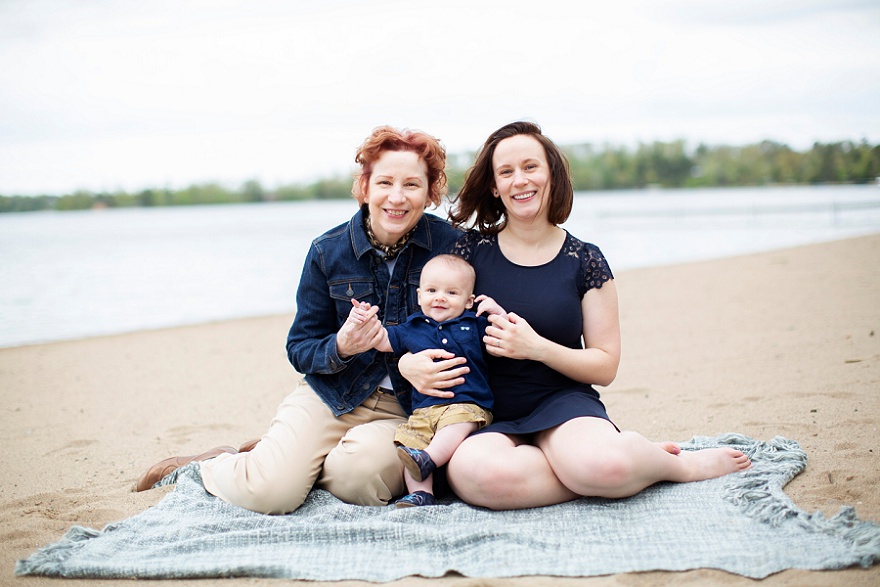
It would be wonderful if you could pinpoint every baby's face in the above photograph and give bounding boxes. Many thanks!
[417,264,475,323]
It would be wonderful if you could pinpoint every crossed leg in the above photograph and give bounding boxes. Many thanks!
[448,417,750,510]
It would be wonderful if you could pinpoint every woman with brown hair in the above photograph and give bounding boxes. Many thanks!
[401,121,751,510]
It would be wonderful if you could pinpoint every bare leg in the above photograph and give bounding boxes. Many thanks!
[400,421,477,495]
[655,441,681,455]
[423,422,478,468]
[447,431,579,510]
[538,418,751,499]
[448,419,750,509]
[402,469,433,494]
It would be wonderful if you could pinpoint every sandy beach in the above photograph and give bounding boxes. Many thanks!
[2,233,878,587]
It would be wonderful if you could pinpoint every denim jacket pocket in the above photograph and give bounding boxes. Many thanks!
[329,279,376,319]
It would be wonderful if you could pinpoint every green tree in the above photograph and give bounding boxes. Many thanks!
[241,179,265,203]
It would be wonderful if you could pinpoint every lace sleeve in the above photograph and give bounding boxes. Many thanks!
[450,230,481,262]
[563,234,614,297]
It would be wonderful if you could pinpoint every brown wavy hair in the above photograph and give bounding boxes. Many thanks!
[448,121,573,234]
[351,126,448,207]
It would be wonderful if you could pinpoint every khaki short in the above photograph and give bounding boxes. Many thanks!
[394,402,493,450]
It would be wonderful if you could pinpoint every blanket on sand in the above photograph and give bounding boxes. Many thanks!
[15,434,880,581]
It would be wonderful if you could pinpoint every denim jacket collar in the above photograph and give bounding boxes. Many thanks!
[351,205,436,261]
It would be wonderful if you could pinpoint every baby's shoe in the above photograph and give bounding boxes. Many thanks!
[397,446,436,481]
[395,490,437,508]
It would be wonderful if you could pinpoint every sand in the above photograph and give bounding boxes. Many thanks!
[1,233,878,587]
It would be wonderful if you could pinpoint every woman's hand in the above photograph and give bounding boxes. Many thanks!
[483,312,545,361]
[336,300,383,359]
[398,349,469,399]
[483,284,621,387]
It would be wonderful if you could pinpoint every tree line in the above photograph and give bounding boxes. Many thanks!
[2,139,878,213]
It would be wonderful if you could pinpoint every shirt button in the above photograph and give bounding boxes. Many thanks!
[442,338,448,344]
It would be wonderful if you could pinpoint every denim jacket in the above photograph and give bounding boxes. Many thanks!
[286,206,461,416]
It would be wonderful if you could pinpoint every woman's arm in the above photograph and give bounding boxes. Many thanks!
[483,280,621,387]
[287,246,382,372]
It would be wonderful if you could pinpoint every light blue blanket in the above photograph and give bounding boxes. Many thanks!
[15,434,880,581]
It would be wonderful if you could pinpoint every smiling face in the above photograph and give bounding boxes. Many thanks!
[491,134,552,223]
[417,257,476,323]
[364,150,430,246]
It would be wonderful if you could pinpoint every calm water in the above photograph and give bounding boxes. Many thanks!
[1,185,878,348]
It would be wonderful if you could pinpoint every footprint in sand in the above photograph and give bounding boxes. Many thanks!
[43,439,98,457]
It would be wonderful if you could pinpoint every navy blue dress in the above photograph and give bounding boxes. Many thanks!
[452,230,617,435]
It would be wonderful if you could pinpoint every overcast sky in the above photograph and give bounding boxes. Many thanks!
[1,0,878,196]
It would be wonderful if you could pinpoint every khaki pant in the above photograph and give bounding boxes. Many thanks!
[200,380,407,514]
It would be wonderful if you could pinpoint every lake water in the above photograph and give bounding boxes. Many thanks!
[1,185,878,348]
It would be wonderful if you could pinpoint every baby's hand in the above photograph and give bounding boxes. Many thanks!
[338,299,383,358]
[347,299,378,325]
[474,294,507,318]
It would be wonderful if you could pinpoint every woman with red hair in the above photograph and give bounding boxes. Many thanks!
[136,126,464,514]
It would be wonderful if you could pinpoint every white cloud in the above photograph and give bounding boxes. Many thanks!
[1,0,878,194]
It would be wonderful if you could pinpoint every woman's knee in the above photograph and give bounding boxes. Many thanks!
[243,482,310,515]
[450,450,510,487]
[319,424,404,506]
[201,453,313,515]
[584,454,634,488]
[447,442,523,503]
[551,442,635,491]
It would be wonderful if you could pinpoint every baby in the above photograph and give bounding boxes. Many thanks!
[347,254,505,507]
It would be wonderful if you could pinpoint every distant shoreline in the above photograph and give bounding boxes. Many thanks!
[3,138,878,212]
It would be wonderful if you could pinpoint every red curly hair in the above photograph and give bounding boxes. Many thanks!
[351,126,448,207]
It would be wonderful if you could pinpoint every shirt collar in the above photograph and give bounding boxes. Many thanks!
[417,309,478,326]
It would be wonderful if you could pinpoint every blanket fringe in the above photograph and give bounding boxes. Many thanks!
[715,433,880,569]
[14,526,100,577]
[15,464,203,576]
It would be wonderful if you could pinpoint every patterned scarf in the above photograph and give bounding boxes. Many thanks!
[362,209,417,260]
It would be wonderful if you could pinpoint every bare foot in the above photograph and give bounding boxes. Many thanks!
[655,441,681,455]
[678,448,751,482]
